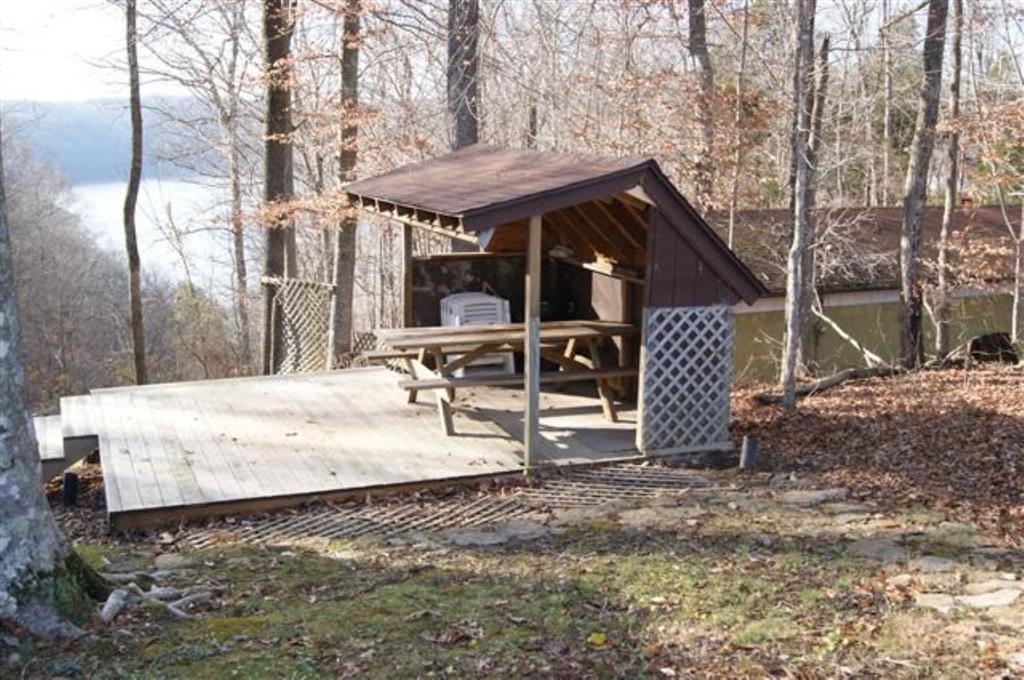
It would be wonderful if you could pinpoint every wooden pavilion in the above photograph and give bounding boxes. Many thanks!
[347,145,767,468]
[34,145,767,530]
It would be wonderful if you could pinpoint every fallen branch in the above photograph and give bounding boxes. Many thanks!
[754,365,902,405]
[811,303,886,367]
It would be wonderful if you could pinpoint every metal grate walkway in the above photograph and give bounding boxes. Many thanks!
[183,463,721,549]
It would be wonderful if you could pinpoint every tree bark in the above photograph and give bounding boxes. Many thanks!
[447,0,480,150]
[328,0,361,366]
[261,0,297,375]
[727,0,750,247]
[123,0,148,385]
[935,0,962,361]
[226,1,251,372]
[780,0,816,407]
[796,34,830,377]
[898,0,949,369]
[687,0,715,211]
[0,116,80,639]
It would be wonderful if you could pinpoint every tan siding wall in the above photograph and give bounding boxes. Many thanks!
[733,293,1014,384]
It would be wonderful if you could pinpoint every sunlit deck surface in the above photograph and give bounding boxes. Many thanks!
[76,367,640,529]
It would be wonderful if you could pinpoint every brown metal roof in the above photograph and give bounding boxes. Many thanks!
[346,144,650,224]
[347,145,769,304]
[708,204,1020,295]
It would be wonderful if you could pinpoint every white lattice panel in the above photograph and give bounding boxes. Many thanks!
[274,279,333,374]
[638,305,734,453]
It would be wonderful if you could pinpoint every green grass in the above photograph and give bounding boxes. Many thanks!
[19,507,999,678]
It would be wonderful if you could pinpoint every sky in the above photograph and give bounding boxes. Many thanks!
[0,0,178,102]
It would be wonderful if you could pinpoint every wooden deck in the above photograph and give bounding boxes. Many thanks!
[65,367,639,529]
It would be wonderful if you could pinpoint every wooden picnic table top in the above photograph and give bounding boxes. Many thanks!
[376,320,638,352]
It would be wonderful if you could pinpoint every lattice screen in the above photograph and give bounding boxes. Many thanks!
[273,279,333,374]
[638,305,734,453]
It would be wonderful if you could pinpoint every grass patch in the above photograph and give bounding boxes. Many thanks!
[23,514,994,677]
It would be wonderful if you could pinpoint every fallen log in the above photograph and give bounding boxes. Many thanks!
[754,365,901,405]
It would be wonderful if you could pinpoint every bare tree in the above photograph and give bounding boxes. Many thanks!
[0,117,81,639]
[261,0,298,375]
[447,0,480,149]
[898,0,949,369]
[727,0,750,245]
[124,0,148,384]
[935,0,962,360]
[797,33,831,376]
[327,0,361,363]
[137,0,261,371]
[686,0,715,210]
[781,0,816,407]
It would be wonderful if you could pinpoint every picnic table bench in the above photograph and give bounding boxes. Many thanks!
[372,321,639,435]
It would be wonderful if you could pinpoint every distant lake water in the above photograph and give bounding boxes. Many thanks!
[69,179,228,289]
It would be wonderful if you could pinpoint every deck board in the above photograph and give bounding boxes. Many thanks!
[33,415,64,461]
[85,368,532,526]
[68,367,645,528]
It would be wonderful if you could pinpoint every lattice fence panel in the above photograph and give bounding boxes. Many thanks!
[273,279,333,374]
[639,305,734,453]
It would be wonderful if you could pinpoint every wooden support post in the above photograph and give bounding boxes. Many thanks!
[587,338,619,422]
[524,214,542,472]
[740,436,759,471]
[402,223,414,328]
[61,471,79,507]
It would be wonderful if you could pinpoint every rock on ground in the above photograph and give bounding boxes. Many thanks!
[846,537,908,564]
[153,553,194,570]
[915,592,955,614]
[909,556,960,573]
[439,520,551,547]
[955,589,1022,610]
[779,488,849,507]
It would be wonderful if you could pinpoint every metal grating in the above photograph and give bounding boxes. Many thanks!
[638,306,734,453]
[274,279,333,374]
[182,464,717,549]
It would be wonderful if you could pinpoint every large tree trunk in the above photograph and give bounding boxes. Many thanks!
[0,117,80,639]
[796,34,830,377]
[935,0,962,361]
[123,0,148,385]
[447,0,480,150]
[328,0,361,366]
[261,0,297,375]
[780,0,816,407]
[898,0,949,369]
[687,0,715,211]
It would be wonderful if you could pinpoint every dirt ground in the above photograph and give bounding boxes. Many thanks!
[5,365,1024,678]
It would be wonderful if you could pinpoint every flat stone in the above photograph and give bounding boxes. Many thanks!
[847,537,908,564]
[886,574,913,588]
[955,589,1022,609]
[820,502,872,515]
[931,523,987,549]
[915,592,955,614]
[440,520,550,547]
[153,553,194,570]
[910,556,960,573]
[779,487,849,507]
[549,507,597,526]
[962,579,1024,596]
[917,572,961,590]
[1003,652,1024,670]
[617,506,706,529]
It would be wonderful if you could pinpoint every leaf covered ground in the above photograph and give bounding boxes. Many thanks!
[732,365,1024,544]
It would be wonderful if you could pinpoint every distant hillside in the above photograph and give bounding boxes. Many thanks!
[4,97,203,185]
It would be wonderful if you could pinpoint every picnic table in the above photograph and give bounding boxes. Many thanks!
[372,320,640,435]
